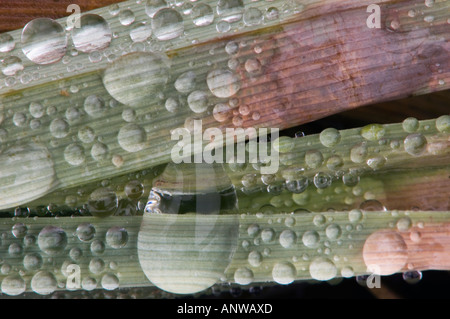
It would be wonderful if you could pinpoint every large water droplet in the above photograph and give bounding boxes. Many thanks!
[206,68,241,98]
[130,22,152,42]
[118,123,147,152]
[302,230,320,248]
[31,271,57,295]
[0,143,56,210]
[175,71,196,93]
[49,118,69,138]
[192,3,214,26]
[402,117,419,133]
[38,226,67,255]
[187,90,209,113]
[1,275,26,296]
[272,262,296,285]
[101,273,119,290]
[21,18,67,64]
[76,223,96,242]
[71,14,112,53]
[436,115,450,133]
[404,133,427,156]
[234,267,254,285]
[64,143,85,166]
[279,229,296,248]
[23,253,43,271]
[87,187,118,217]
[84,95,107,118]
[152,8,184,41]
[309,257,337,281]
[103,52,170,106]
[106,226,128,248]
[138,162,239,294]
[243,7,263,26]
[319,128,341,147]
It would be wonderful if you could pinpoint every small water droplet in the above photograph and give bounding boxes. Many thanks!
[247,250,262,267]
[265,7,279,20]
[49,118,69,138]
[319,128,341,147]
[234,267,254,285]
[192,3,214,26]
[0,33,15,53]
[106,226,128,248]
[64,143,85,166]
[272,262,296,285]
[350,143,368,163]
[302,230,320,248]
[325,224,342,240]
[12,223,28,238]
[13,112,27,127]
[145,0,168,18]
[435,115,450,133]
[305,150,323,169]
[403,270,422,284]
[279,229,296,248]
[313,172,332,189]
[396,217,412,232]
[309,257,337,281]
[87,188,118,217]
[76,223,96,242]
[404,133,427,156]
[89,257,105,274]
[101,273,119,290]
[119,9,136,26]
[216,20,231,33]
[118,123,147,152]
[243,7,263,26]
[217,0,244,23]
[402,117,419,133]
[1,56,23,76]
[23,253,43,271]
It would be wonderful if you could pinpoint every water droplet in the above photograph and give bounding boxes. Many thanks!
[216,20,231,33]
[12,112,27,127]
[313,172,332,189]
[91,239,105,255]
[367,156,386,170]
[342,171,360,187]
[325,224,341,240]
[285,177,308,194]
[76,223,96,242]
[125,180,144,200]
[261,228,275,243]
[83,95,106,118]
[248,250,262,267]
[207,68,241,98]
[12,223,27,238]
[71,14,111,53]
[350,143,368,163]
[152,8,184,40]
[243,7,263,26]
[404,133,427,156]
[363,230,407,275]
[38,226,67,255]
[273,136,294,153]
[318,130,342,151]
[360,199,385,211]
[265,7,279,20]
[0,143,56,210]
[279,229,296,248]
[396,217,412,232]
[49,118,69,138]
[145,0,168,18]
[109,3,120,16]
[91,142,108,161]
[1,56,23,76]
[272,262,296,285]
[106,226,128,248]
[234,267,254,285]
[21,18,67,64]
[64,143,85,166]
[225,41,239,55]
[192,3,214,26]
[212,103,231,122]
[9,243,23,256]
[402,117,419,133]
[309,257,337,281]
[89,257,105,274]
[101,273,119,290]
[23,253,43,271]
[302,230,320,248]
[403,270,422,284]
[217,0,244,22]
[77,126,96,143]
[436,115,450,133]
[119,9,135,25]
[305,150,323,169]
[130,22,152,42]
[87,187,118,217]
[118,123,147,152]
[425,0,435,7]
[0,33,15,53]
[341,266,354,278]
[103,52,170,106]
[175,71,197,93]
[348,209,363,223]
[1,275,26,296]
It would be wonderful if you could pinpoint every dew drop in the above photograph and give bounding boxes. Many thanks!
[175,71,197,93]
[76,223,96,242]
[1,56,23,76]
[285,177,308,194]
[319,128,341,147]
[1,275,26,296]
[71,14,112,53]
[152,8,184,40]
[130,22,152,42]
[13,112,27,127]
[309,257,337,281]
[313,172,332,189]
[265,7,279,20]
[305,150,323,169]
[272,262,296,285]
[234,267,254,285]
[261,228,275,243]
[101,273,119,290]
[396,217,412,232]
[360,124,385,141]
[402,117,419,133]
[21,18,67,64]
[118,123,147,152]
[125,180,144,199]
[49,118,69,138]
[302,230,320,248]
[90,239,105,255]
[360,199,385,211]
[23,253,43,271]
[348,209,363,223]
[192,3,214,26]
[12,223,28,238]
[87,188,118,217]
[243,7,263,26]
[342,171,360,187]
[404,133,427,156]
[207,69,241,98]
[213,103,232,122]
[248,250,262,267]
[89,257,105,274]
[435,115,450,133]
[217,0,244,23]
[91,142,108,161]
[119,9,135,26]
[403,270,422,284]
[279,229,296,248]
[145,0,168,18]
[350,143,368,163]
[103,52,170,106]
[38,226,67,255]
[325,224,342,240]
[106,226,128,248]
[64,143,85,166]
[0,33,15,53]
